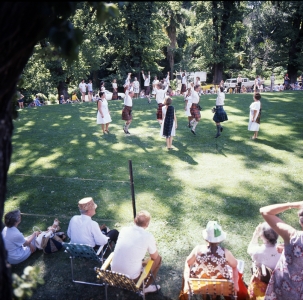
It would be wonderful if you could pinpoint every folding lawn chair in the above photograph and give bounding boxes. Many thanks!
[63,240,112,286]
[95,252,159,300]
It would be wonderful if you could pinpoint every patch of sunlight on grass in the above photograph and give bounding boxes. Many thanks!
[70,139,79,145]
[62,115,72,119]
[81,134,86,138]
[51,123,60,127]
[32,152,62,169]
[111,143,129,150]
[86,141,96,148]
[24,121,36,127]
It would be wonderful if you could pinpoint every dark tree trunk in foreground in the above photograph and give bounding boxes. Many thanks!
[0,3,57,298]
[287,7,303,83]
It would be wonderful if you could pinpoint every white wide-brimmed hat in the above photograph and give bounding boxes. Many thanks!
[202,221,227,243]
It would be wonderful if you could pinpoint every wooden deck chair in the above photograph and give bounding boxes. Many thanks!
[188,278,237,300]
[95,252,158,300]
[63,242,111,286]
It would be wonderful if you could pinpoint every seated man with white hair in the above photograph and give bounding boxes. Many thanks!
[67,197,119,248]
[111,210,162,294]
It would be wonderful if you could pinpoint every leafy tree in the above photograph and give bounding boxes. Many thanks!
[247,1,303,82]
[0,2,118,298]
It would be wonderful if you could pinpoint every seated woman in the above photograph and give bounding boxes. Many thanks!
[180,221,239,299]
[247,222,281,299]
[260,201,303,299]
[2,209,38,264]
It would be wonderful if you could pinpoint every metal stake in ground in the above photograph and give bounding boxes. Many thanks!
[129,160,136,219]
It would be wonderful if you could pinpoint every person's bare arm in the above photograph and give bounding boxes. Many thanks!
[260,202,303,245]
[174,111,177,129]
[224,249,239,292]
[182,247,197,292]
[150,250,159,260]
[98,100,104,117]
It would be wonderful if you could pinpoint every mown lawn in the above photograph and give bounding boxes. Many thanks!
[5,90,303,299]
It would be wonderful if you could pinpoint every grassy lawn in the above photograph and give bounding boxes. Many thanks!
[5,90,303,299]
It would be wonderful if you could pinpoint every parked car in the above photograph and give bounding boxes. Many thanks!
[224,78,255,91]
[104,90,125,100]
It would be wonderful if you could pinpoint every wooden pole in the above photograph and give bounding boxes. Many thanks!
[129,160,136,219]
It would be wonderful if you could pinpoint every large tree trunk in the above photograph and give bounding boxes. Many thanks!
[212,62,224,84]
[287,7,303,83]
[57,81,69,100]
[167,24,177,81]
[0,3,57,298]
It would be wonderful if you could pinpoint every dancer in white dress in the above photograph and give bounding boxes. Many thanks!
[184,88,193,128]
[248,93,261,139]
[160,97,177,150]
[97,91,112,134]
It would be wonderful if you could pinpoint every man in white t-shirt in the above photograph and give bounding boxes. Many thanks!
[270,73,275,92]
[111,210,161,294]
[79,79,87,102]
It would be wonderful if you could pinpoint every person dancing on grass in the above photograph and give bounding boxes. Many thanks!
[97,91,112,134]
[142,70,151,104]
[189,83,201,135]
[213,86,228,138]
[248,92,261,140]
[160,97,177,150]
[155,82,169,126]
[122,89,134,134]
[184,88,193,128]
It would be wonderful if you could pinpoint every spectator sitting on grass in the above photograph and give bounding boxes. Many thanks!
[34,95,42,106]
[180,221,239,298]
[71,91,79,103]
[111,210,162,294]
[67,197,119,248]
[2,209,38,264]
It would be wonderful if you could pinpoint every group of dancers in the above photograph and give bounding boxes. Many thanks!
[96,71,229,149]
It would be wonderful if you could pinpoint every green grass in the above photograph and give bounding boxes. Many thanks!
[5,91,303,299]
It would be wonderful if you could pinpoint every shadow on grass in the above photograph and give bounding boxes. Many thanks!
[6,91,303,299]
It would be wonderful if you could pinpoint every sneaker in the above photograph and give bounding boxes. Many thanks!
[191,129,196,135]
[126,131,130,134]
[123,126,127,134]
[215,133,221,138]
[144,284,160,294]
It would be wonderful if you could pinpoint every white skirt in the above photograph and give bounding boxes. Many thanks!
[97,111,112,124]
[248,121,260,131]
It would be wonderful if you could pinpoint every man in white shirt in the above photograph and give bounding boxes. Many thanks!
[111,210,161,294]
[142,70,151,103]
[79,79,87,102]
[237,75,242,93]
[67,197,119,248]
[122,90,134,134]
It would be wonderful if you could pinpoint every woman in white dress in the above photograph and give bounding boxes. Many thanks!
[160,97,177,150]
[97,91,112,134]
[248,92,261,139]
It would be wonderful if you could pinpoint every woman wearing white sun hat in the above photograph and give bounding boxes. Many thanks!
[179,221,239,298]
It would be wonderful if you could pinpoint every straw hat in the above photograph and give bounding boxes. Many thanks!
[202,221,227,243]
[78,197,97,211]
